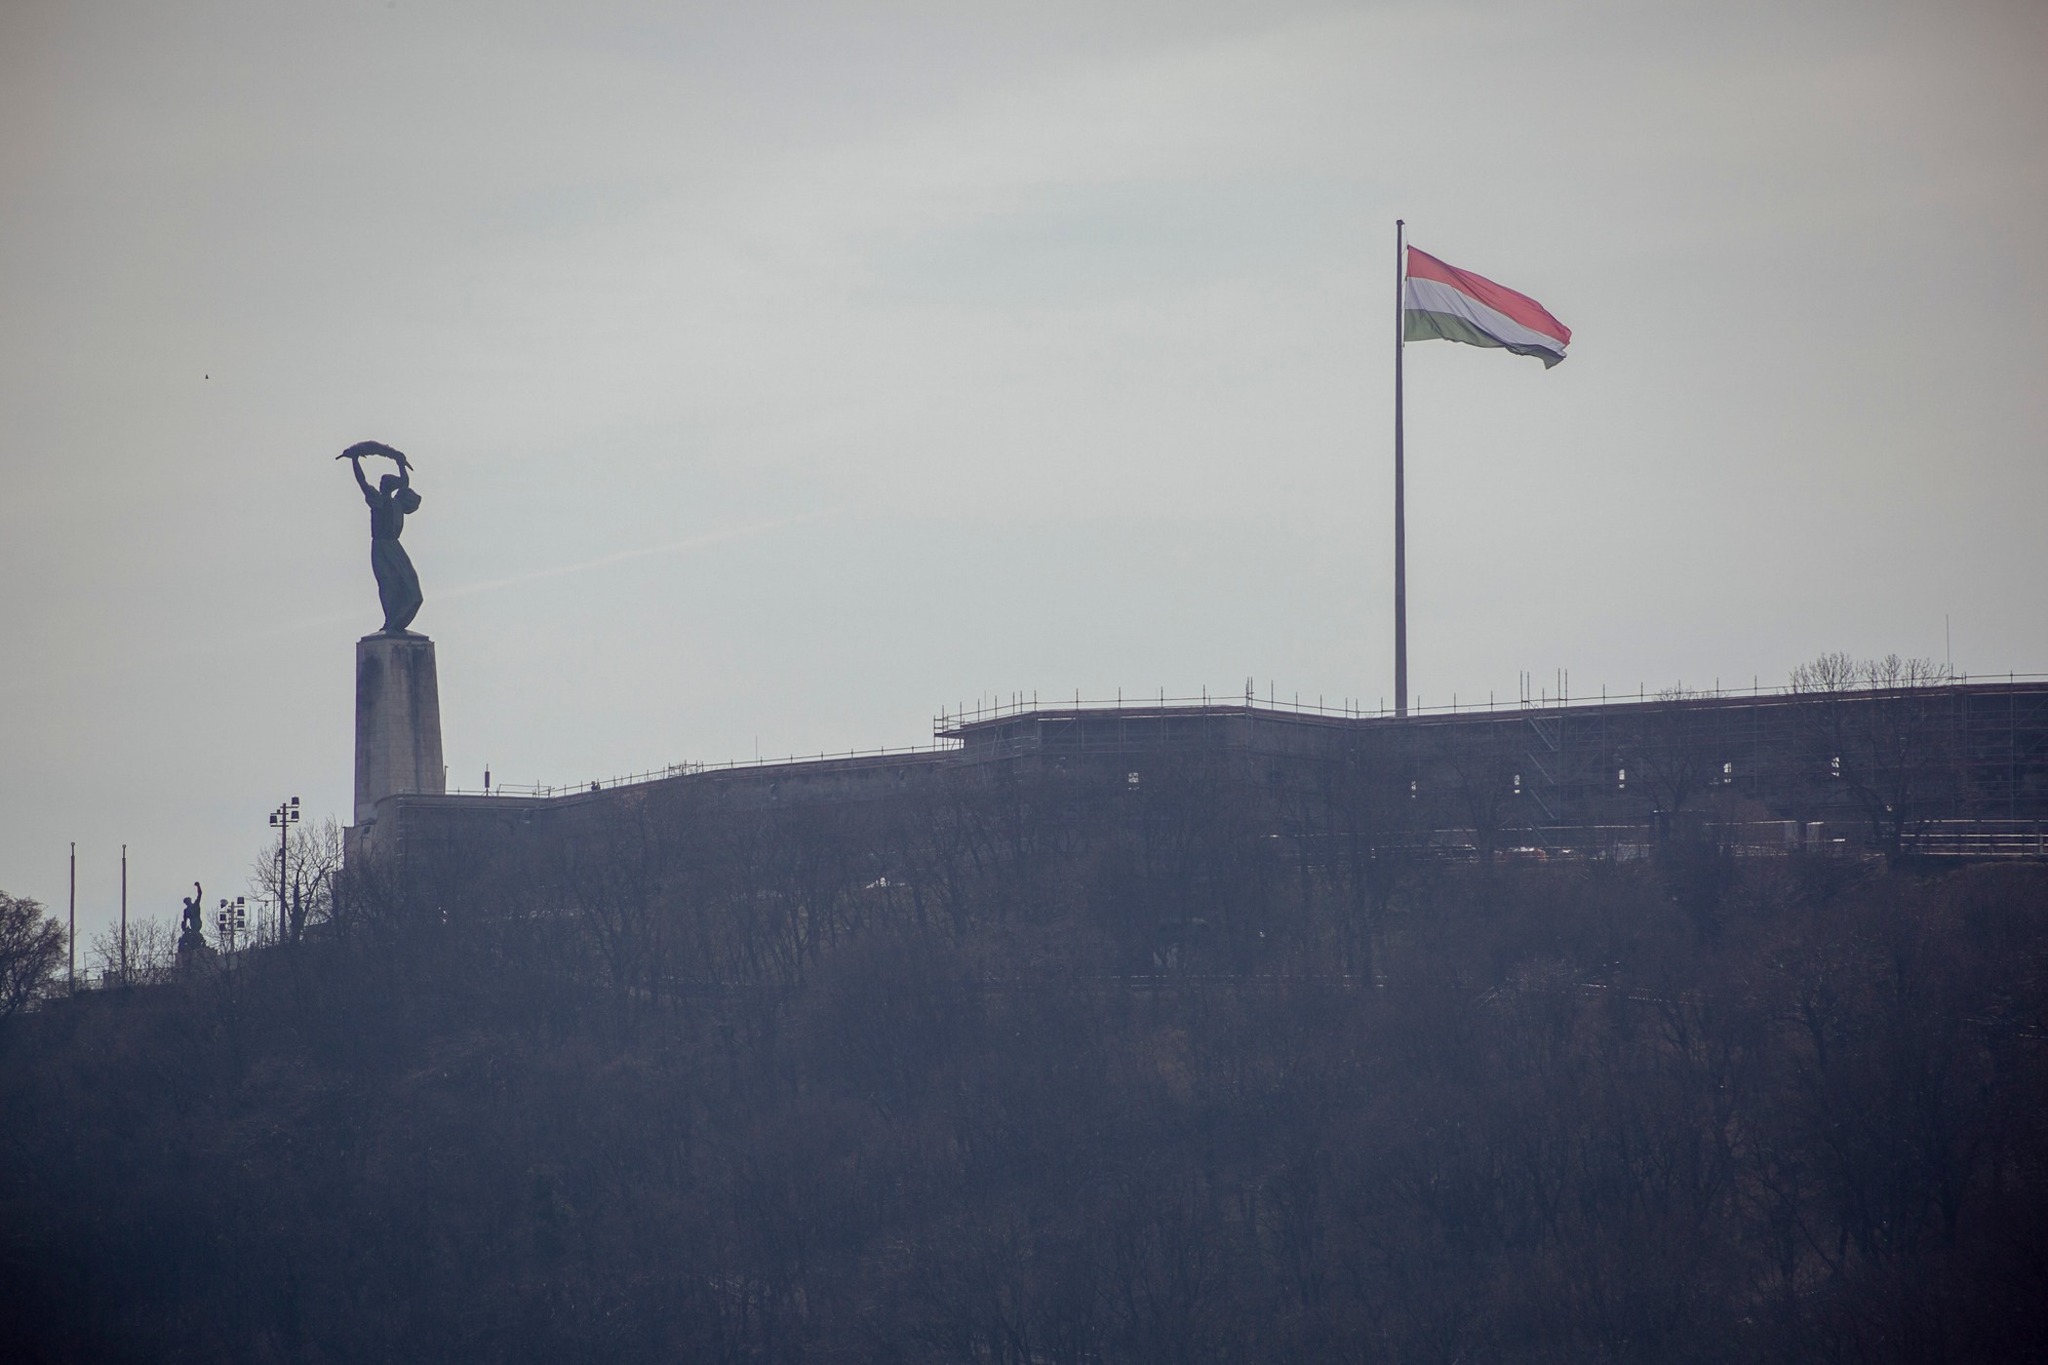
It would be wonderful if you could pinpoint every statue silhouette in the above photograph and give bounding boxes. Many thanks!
[341,441,424,634]
[178,882,204,950]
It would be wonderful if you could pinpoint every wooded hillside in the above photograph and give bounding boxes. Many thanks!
[3,781,2044,1362]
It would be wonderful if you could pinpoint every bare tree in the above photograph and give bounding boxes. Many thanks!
[0,890,66,1018]
[1620,689,1725,827]
[559,789,687,1011]
[87,914,179,987]
[1789,653,1958,858]
[1278,736,1424,979]
[1788,651,1861,695]
[1436,716,1527,863]
[248,817,345,942]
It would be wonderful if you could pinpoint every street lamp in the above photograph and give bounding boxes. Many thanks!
[268,796,299,941]
[216,896,247,951]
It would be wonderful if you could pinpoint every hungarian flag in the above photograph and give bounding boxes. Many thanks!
[1404,247,1571,367]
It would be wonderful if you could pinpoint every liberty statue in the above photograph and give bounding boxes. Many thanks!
[339,441,424,634]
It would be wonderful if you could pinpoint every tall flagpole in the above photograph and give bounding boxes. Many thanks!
[1393,219,1408,718]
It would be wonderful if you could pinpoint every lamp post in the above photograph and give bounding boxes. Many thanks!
[216,896,248,951]
[268,796,299,942]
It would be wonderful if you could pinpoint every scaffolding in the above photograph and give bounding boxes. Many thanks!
[935,679,2048,855]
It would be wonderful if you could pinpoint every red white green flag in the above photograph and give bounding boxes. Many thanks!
[1403,247,1571,368]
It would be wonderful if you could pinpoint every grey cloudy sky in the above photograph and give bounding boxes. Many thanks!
[4,0,2045,942]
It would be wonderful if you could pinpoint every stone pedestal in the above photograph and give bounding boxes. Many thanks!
[354,632,445,827]
[176,929,217,971]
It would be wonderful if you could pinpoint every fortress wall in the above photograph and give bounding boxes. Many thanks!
[353,681,2048,883]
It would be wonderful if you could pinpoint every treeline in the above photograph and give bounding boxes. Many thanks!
[2,765,2045,1363]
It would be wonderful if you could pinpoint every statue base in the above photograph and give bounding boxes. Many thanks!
[353,631,446,829]
[177,930,216,969]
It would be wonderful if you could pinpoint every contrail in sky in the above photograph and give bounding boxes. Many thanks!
[277,508,840,635]
[436,508,841,602]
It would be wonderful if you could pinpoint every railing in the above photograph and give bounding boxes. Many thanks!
[938,688,1375,732]
[1901,820,2048,859]
[934,672,2048,734]
[440,672,2048,800]
[445,741,959,799]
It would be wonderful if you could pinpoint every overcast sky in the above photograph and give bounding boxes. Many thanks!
[4,0,2044,944]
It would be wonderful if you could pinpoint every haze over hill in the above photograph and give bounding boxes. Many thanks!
[6,771,2045,1359]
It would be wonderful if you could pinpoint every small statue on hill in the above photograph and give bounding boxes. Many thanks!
[339,441,425,635]
[176,882,212,963]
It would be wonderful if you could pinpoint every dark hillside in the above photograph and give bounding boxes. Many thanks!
[3,807,2046,1362]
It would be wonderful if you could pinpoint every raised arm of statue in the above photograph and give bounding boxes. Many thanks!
[347,453,375,500]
